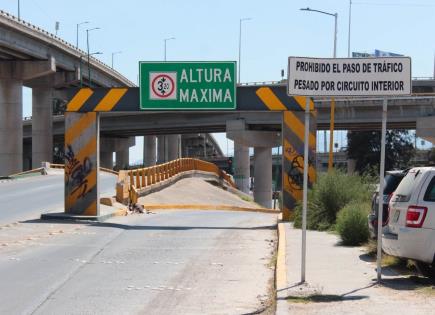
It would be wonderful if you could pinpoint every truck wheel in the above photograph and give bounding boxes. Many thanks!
[415,261,435,279]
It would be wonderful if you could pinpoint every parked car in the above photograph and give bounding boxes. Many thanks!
[382,167,435,278]
[368,170,408,238]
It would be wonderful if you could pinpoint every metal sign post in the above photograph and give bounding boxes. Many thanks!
[377,98,388,283]
[301,97,310,283]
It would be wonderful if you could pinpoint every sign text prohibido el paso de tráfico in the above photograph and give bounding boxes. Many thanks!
[287,57,411,96]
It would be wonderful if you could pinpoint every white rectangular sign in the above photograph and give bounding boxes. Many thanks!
[287,57,412,96]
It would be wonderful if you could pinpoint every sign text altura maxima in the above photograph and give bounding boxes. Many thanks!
[139,61,236,110]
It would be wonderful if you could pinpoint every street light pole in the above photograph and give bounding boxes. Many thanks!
[111,51,122,69]
[80,52,102,87]
[333,13,337,58]
[164,37,175,61]
[328,12,338,171]
[300,7,338,171]
[86,27,100,87]
[76,21,89,49]
[348,0,352,57]
[238,18,251,84]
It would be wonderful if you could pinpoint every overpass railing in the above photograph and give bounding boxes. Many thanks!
[118,158,235,204]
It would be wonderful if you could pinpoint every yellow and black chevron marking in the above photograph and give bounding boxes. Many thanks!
[282,110,316,221]
[64,112,99,216]
[255,87,314,111]
[67,88,129,112]
[65,86,312,112]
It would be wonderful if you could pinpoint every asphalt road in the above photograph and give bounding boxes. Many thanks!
[0,210,277,314]
[0,171,117,225]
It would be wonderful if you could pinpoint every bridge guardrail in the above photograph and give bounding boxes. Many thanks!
[118,158,235,204]
[0,9,135,87]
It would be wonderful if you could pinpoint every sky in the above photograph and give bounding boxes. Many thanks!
[1,0,434,162]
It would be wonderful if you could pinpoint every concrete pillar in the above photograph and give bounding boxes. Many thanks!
[0,79,23,176]
[234,140,250,193]
[167,134,179,161]
[143,135,156,166]
[116,148,129,169]
[254,147,272,208]
[157,135,165,164]
[23,141,32,171]
[100,151,113,169]
[32,87,53,168]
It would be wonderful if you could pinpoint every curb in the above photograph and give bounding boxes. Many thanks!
[140,204,280,214]
[276,222,287,290]
[40,207,128,222]
[41,212,114,222]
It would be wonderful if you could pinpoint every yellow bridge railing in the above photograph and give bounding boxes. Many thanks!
[118,158,235,204]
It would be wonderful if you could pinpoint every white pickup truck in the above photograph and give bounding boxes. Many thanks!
[382,167,435,278]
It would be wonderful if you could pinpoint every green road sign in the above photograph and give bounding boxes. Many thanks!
[139,61,236,110]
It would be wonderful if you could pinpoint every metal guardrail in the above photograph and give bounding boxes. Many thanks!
[121,158,235,204]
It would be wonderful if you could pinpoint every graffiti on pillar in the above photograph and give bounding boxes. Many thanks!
[64,112,99,216]
[287,156,303,191]
[286,154,315,192]
[65,145,93,199]
[282,109,317,220]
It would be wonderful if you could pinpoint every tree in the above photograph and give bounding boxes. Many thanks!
[347,130,415,174]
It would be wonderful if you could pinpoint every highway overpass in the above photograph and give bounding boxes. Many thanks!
[0,10,136,176]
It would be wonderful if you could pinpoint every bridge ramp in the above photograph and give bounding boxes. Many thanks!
[138,177,260,209]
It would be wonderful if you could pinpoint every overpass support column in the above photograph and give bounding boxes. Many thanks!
[157,135,166,164]
[32,87,53,168]
[167,134,180,161]
[116,148,129,169]
[254,147,272,208]
[100,151,113,169]
[143,135,156,166]
[100,137,135,170]
[0,79,23,176]
[417,116,435,145]
[226,120,280,202]
[234,141,250,193]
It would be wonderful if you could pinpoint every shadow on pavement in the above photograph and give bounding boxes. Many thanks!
[379,275,434,290]
[92,222,278,231]
[282,294,368,303]
[278,283,374,302]
[20,219,277,231]
[359,253,376,263]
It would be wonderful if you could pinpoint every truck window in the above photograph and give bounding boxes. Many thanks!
[423,176,435,202]
[393,170,421,202]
